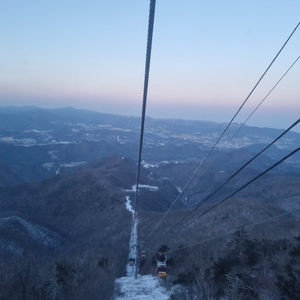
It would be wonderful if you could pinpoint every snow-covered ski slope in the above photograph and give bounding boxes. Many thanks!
[113,194,171,299]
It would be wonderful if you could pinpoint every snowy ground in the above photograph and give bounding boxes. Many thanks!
[113,194,171,299]
[125,196,137,276]
[114,274,171,300]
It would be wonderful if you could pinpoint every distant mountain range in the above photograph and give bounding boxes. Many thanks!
[1,106,299,248]
[1,106,299,148]
[1,106,299,300]
[1,106,299,187]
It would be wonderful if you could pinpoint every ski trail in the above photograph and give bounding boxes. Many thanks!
[115,275,170,300]
[125,196,137,276]
[113,195,171,299]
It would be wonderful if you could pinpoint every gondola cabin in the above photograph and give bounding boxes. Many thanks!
[128,258,135,266]
[156,262,168,277]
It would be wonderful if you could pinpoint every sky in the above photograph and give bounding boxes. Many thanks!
[1,0,299,132]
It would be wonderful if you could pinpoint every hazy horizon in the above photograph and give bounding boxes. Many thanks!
[1,1,299,133]
[1,102,300,134]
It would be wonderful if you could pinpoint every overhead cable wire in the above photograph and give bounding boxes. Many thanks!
[168,207,300,253]
[134,0,156,213]
[145,200,300,254]
[133,0,156,280]
[146,21,300,239]
[221,55,300,151]
[162,118,300,232]
[182,146,300,229]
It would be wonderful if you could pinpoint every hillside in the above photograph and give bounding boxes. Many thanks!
[136,196,300,299]
[0,154,185,261]
[0,156,135,262]
[1,107,300,299]
[1,154,299,299]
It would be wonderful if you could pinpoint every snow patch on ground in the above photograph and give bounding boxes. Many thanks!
[0,216,63,248]
[142,162,155,168]
[60,161,87,168]
[125,196,134,214]
[116,195,171,299]
[126,217,137,276]
[124,196,137,276]
[176,186,182,193]
[124,184,159,193]
[114,275,171,300]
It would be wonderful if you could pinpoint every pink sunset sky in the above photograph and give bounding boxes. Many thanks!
[1,0,299,131]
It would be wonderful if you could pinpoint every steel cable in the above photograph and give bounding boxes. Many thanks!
[146,21,300,239]
[162,118,300,232]
[182,146,300,229]
[134,0,156,213]
[221,55,300,151]
[169,207,300,253]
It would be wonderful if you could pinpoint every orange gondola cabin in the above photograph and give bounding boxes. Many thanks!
[156,262,168,277]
